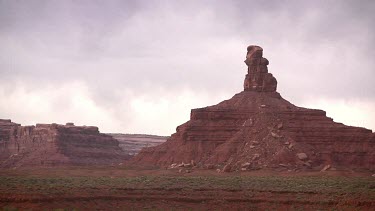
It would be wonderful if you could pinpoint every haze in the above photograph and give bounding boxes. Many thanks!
[1,0,374,135]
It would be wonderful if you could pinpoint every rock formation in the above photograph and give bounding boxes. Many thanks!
[108,133,167,156]
[243,45,277,92]
[0,120,129,168]
[0,119,20,162]
[133,45,375,171]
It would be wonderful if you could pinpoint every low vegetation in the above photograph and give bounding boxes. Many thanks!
[0,174,374,196]
[0,168,374,210]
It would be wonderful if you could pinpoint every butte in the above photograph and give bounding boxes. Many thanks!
[133,45,374,171]
[0,121,128,167]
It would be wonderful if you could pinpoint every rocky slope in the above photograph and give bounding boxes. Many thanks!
[0,121,129,168]
[133,45,375,171]
[107,134,167,156]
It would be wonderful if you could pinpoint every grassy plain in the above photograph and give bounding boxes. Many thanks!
[0,167,374,210]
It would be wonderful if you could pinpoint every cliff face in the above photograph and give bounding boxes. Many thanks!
[133,45,375,171]
[0,119,20,161]
[0,121,128,168]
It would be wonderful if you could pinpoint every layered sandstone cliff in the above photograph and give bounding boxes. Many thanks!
[0,121,128,167]
[0,119,20,161]
[133,45,375,171]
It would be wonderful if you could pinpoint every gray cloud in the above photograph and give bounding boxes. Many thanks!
[1,0,374,133]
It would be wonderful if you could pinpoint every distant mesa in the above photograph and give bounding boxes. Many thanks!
[0,120,129,167]
[108,133,168,156]
[133,45,375,172]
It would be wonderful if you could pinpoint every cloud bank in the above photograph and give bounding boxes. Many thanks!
[1,0,374,135]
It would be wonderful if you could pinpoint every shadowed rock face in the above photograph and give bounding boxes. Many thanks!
[0,121,129,167]
[133,45,374,171]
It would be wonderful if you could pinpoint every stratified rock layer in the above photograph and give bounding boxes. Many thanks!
[0,121,128,167]
[133,45,375,171]
[0,119,20,161]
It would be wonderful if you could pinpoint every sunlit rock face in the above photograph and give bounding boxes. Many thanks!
[133,45,375,171]
[0,120,129,167]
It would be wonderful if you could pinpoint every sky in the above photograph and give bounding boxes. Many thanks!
[1,0,374,135]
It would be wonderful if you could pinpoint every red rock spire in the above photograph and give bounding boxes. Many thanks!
[243,45,277,92]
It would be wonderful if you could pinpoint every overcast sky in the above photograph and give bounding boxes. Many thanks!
[1,0,374,135]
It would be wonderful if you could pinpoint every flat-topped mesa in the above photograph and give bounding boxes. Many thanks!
[35,123,100,134]
[0,120,129,167]
[244,45,277,92]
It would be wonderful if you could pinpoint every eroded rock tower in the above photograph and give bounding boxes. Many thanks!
[133,45,374,172]
[243,45,277,92]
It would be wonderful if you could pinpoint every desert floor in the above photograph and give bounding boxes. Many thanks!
[0,166,374,210]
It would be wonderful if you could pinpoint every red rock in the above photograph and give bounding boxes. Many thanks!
[296,153,308,160]
[241,162,251,169]
[222,164,232,172]
[0,121,129,168]
[243,45,277,92]
[320,164,331,172]
[205,164,215,169]
[0,119,21,161]
[133,45,374,171]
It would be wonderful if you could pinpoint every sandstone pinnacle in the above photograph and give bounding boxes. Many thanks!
[244,45,277,92]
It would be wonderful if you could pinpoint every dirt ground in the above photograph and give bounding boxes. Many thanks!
[0,166,374,210]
